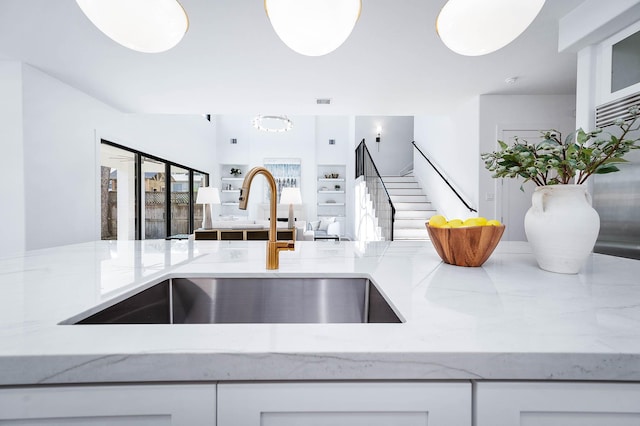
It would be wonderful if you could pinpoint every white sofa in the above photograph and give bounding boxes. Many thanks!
[304,218,341,241]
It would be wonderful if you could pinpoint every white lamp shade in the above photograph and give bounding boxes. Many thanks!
[279,187,302,205]
[75,0,189,53]
[436,0,545,56]
[196,187,221,204]
[265,0,361,56]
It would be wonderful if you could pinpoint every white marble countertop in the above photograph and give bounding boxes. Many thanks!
[1,239,639,386]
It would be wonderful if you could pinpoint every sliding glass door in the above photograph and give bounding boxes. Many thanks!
[100,144,137,240]
[141,156,167,239]
[101,140,208,240]
[170,165,190,236]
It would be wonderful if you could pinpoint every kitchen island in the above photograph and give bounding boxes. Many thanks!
[1,240,640,424]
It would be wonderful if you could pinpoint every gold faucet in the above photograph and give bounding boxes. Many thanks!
[238,167,295,270]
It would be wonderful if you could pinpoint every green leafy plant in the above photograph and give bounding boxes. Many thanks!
[481,106,640,187]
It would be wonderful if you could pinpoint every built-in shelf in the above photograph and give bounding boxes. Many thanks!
[220,164,248,217]
[317,164,346,237]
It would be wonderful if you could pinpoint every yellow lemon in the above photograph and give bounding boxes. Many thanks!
[447,219,463,228]
[428,214,447,227]
[486,219,502,226]
[475,217,488,226]
[463,217,485,227]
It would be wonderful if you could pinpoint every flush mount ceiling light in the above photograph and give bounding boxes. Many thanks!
[264,0,362,56]
[252,115,294,132]
[75,0,189,53]
[436,0,546,56]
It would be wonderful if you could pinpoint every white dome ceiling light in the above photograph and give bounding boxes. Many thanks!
[264,0,362,56]
[75,0,189,53]
[252,115,294,132]
[436,0,546,56]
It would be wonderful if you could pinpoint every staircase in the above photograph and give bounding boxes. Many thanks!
[383,175,436,240]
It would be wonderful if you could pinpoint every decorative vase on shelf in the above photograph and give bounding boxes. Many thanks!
[524,185,600,274]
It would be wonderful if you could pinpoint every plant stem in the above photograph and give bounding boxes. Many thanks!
[576,116,636,184]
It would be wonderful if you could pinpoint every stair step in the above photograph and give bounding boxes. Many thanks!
[391,195,428,203]
[395,210,434,219]
[384,182,419,189]
[394,218,429,229]
[377,175,439,241]
[387,188,424,196]
[381,176,418,183]
[393,228,430,240]
[394,202,433,211]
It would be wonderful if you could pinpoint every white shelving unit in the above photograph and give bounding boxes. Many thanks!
[317,164,346,235]
[220,164,247,217]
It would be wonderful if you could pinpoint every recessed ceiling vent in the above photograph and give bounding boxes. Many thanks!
[316,98,331,105]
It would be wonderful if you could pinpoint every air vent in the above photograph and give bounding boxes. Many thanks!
[596,91,640,128]
[316,98,331,105]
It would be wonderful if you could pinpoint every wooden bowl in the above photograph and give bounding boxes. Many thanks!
[426,224,505,267]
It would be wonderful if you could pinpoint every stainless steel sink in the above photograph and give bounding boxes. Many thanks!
[73,277,402,324]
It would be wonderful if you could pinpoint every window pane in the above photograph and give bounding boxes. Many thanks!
[170,165,190,236]
[612,30,640,92]
[100,144,137,240]
[142,157,167,239]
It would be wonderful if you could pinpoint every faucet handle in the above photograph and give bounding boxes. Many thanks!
[276,240,295,251]
[238,187,249,209]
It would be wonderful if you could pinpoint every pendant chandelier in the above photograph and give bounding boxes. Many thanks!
[75,0,189,53]
[436,0,546,56]
[264,0,362,56]
[252,115,294,132]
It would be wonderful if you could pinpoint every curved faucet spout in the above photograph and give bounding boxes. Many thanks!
[238,167,295,269]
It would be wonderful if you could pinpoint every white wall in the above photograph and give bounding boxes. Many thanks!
[413,95,576,225]
[478,95,577,221]
[0,62,25,257]
[7,63,216,253]
[355,116,414,176]
[413,98,479,220]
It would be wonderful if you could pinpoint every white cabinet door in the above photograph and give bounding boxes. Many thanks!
[218,381,470,426]
[0,384,216,426]
[476,382,640,426]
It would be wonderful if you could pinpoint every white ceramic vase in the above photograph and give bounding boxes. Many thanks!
[524,184,600,274]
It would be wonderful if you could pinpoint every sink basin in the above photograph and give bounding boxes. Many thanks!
[72,277,402,324]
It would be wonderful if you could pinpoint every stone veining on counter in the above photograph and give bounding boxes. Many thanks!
[1,240,640,385]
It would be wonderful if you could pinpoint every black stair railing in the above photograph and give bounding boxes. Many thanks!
[411,141,477,213]
[355,139,396,241]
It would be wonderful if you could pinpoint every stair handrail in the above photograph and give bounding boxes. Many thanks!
[355,139,396,241]
[412,141,477,213]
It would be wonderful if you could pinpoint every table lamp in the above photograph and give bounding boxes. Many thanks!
[279,187,302,229]
[195,187,220,229]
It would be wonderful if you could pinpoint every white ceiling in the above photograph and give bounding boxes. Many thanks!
[0,0,586,116]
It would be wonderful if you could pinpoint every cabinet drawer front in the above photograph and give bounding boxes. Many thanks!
[0,384,216,425]
[218,382,470,426]
[476,382,640,426]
